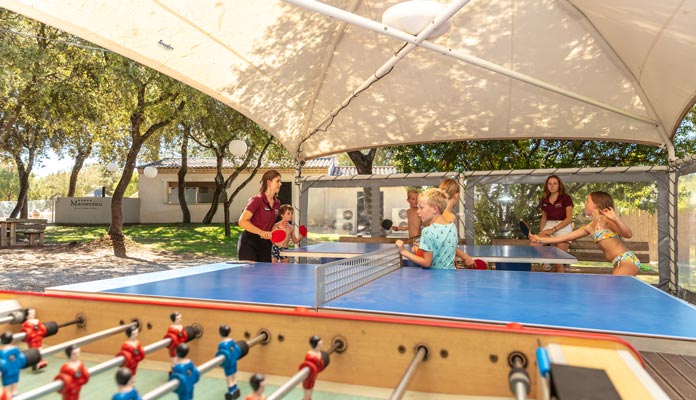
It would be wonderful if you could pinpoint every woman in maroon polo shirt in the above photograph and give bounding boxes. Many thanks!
[534,175,574,272]
[238,170,282,262]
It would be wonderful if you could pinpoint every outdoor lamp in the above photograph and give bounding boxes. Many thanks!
[106,162,119,173]
[382,0,450,38]
[143,166,158,179]
[229,140,248,157]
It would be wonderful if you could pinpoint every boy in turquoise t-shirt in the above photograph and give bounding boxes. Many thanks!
[395,188,458,269]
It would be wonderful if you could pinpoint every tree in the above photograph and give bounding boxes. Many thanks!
[347,149,379,232]
[0,163,19,202]
[0,16,71,217]
[186,96,284,234]
[105,56,184,257]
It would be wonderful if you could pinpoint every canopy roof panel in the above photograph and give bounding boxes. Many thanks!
[2,0,695,160]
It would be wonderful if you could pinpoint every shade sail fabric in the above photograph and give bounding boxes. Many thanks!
[2,0,694,161]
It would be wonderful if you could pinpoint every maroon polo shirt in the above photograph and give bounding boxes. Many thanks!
[540,193,574,221]
[245,193,280,231]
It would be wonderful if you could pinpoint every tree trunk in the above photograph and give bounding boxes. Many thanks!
[177,126,191,223]
[202,153,225,224]
[347,150,377,233]
[222,137,273,237]
[10,153,32,219]
[67,150,89,197]
[109,145,141,257]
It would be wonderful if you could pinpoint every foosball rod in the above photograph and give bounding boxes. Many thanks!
[0,309,26,325]
[40,321,138,359]
[266,337,345,400]
[12,315,86,342]
[142,330,269,400]
[13,321,140,400]
[15,329,178,400]
[389,345,428,400]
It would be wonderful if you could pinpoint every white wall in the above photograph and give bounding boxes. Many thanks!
[54,197,139,224]
[138,171,261,223]
[138,170,414,225]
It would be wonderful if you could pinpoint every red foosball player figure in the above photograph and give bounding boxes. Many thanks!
[22,308,48,370]
[245,373,266,400]
[299,336,329,400]
[54,345,90,400]
[164,312,187,366]
[117,325,145,375]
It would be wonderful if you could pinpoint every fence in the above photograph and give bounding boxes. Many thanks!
[0,200,55,222]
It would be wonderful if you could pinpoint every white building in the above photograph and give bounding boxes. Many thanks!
[137,157,410,232]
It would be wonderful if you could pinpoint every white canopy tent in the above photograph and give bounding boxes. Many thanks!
[1,0,695,162]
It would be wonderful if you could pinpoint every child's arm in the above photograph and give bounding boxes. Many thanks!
[531,225,588,244]
[395,240,432,268]
[290,226,303,244]
[601,208,633,239]
[455,248,474,266]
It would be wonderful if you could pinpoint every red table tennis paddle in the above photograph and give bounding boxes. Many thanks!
[299,225,307,237]
[271,229,287,243]
[519,220,531,238]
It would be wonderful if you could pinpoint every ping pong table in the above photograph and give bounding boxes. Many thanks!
[280,242,577,265]
[49,255,696,344]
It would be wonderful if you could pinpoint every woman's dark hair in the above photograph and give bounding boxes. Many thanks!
[259,170,281,193]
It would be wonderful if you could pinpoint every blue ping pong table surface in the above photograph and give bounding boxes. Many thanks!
[49,261,696,341]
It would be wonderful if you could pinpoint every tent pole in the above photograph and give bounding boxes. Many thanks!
[284,0,659,127]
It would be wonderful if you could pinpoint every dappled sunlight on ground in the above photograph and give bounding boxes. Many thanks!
[0,238,227,291]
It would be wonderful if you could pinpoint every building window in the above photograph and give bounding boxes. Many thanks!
[167,182,216,204]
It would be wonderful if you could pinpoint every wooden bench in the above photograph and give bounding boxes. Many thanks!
[3,218,48,246]
[490,238,655,275]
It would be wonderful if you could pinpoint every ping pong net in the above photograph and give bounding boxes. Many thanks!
[315,247,402,308]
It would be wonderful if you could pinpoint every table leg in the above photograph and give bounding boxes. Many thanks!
[10,222,16,246]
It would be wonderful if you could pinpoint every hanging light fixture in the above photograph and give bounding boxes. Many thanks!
[229,140,248,157]
[106,162,119,173]
[382,1,450,39]
[143,166,158,179]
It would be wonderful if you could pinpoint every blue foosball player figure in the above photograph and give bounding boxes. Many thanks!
[112,367,142,400]
[0,331,27,397]
[170,343,200,400]
[216,325,243,400]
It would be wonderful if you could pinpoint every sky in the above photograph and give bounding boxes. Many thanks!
[33,150,90,177]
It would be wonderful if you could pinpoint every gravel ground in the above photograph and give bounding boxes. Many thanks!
[0,238,229,291]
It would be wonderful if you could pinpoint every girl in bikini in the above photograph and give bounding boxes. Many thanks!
[530,191,642,276]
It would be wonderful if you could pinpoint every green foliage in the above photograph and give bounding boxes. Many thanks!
[28,164,122,199]
[0,163,19,201]
[45,223,333,256]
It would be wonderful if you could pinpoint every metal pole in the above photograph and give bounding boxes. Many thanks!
[12,315,85,342]
[283,0,659,127]
[389,346,428,400]
[142,332,269,400]
[267,339,344,400]
[13,322,140,400]
[40,321,137,358]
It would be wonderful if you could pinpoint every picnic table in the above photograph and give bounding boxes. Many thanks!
[0,218,47,247]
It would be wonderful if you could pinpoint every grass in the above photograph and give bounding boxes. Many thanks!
[45,224,339,257]
[46,224,242,257]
